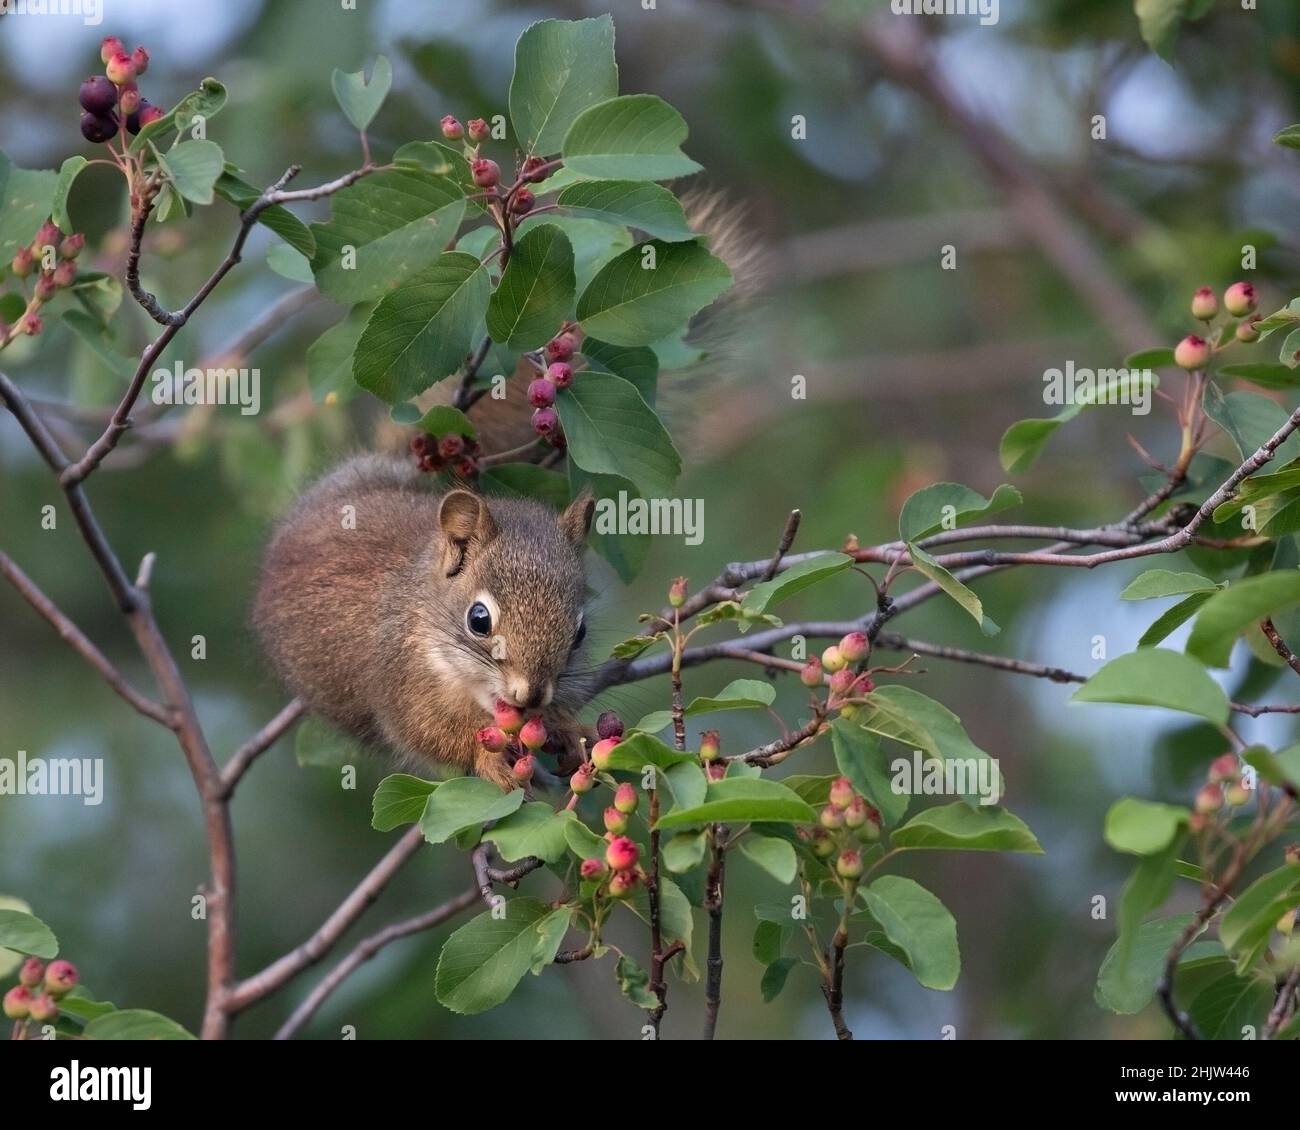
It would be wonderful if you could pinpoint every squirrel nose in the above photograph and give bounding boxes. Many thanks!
[505,677,552,710]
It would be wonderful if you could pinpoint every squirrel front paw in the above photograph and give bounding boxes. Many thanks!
[473,748,518,792]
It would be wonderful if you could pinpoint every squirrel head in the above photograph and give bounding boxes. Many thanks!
[417,487,595,714]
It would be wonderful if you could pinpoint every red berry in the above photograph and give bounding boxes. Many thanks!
[130,47,150,77]
[28,993,58,1023]
[437,433,465,460]
[44,960,78,998]
[580,857,608,880]
[519,717,547,751]
[105,52,136,85]
[1209,753,1239,783]
[668,576,687,608]
[453,456,477,478]
[494,699,524,734]
[510,188,535,215]
[52,261,77,289]
[476,725,508,753]
[605,836,639,872]
[839,632,869,663]
[1237,314,1263,343]
[527,377,556,408]
[471,158,500,188]
[800,658,823,688]
[418,453,442,474]
[1190,287,1217,321]
[590,736,620,771]
[545,333,576,362]
[3,986,32,1020]
[545,362,573,389]
[844,795,870,829]
[1174,335,1210,370]
[1195,783,1223,814]
[511,754,535,783]
[467,118,489,143]
[608,869,639,899]
[1224,281,1258,317]
[79,74,118,115]
[440,115,463,140]
[829,776,855,811]
[603,806,628,834]
[820,804,845,830]
[614,782,638,815]
[19,313,42,337]
[570,764,596,794]
[531,406,559,436]
[699,730,720,762]
[128,101,164,135]
[595,711,624,740]
[59,233,85,260]
[11,246,34,277]
[81,112,118,143]
[18,957,45,988]
[520,155,548,183]
[100,36,125,64]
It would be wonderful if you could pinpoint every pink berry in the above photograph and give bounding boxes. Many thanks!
[1174,335,1210,371]
[18,957,45,988]
[471,158,500,188]
[800,658,823,688]
[546,333,576,362]
[519,716,547,751]
[467,118,489,143]
[531,406,559,436]
[527,378,556,408]
[838,632,869,663]
[130,47,150,76]
[1237,315,1262,343]
[118,83,141,115]
[437,433,465,460]
[614,782,639,815]
[1224,281,1258,317]
[829,776,855,811]
[28,993,58,1023]
[570,764,596,794]
[608,869,639,898]
[836,850,864,880]
[510,188,535,215]
[1195,783,1223,814]
[821,645,846,673]
[520,155,548,183]
[99,36,125,64]
[820,804,845,830]
[511,754,535,783]
[605,836,639,872]
[105,52,136,85]
[590,736,620,771]
[494,699,524,734]
[440,115,464,140]
[3,986,32,1020]
[43,960,78,998]
[668,577,687,608]
[547,362,573,388]
[1190,287,1218,321]
[580,857,608,881]
[476,725,508,753]
[603,806,628,834]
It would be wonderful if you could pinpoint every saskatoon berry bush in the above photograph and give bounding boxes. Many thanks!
[5,2,1300,1040]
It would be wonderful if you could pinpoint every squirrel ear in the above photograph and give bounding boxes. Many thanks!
[558,487,596,547]
[438,490,499,575]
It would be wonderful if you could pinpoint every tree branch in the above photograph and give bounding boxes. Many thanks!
[218,698,305,798]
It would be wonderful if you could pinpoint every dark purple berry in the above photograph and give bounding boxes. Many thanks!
[80,112,118,143]
[79,75,118,115]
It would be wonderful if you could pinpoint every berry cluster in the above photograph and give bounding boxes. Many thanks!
[79,37,162,143]
[477,699,576,785]
[1191,752,1252,823]
[801,630,875,716]
[799,775,881,882]
[526,330,578,441]
[1174,281,1261,371]
[409,431,482,478]
[2,957,78,1027]
[4,219,84,342]
[568,713,647,899]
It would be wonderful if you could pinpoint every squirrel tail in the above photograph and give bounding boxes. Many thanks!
[374,187,765,461]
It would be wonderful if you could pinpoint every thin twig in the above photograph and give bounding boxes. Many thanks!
[219,698,306,798]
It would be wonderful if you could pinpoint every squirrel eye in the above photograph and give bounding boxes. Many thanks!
[572,620,587,650]
[466,601,493,637]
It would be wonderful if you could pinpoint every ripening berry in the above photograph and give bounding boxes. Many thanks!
[510,188,535,216]
[838,632,869,663]
[520,155,548,183]
[11,246,34,277]
[52,261,77,289]
[2,985,32,1021]
[821,645,846,673]
[1208,753,1238,783]
[19,313,43,337]
[1236,314,1262,343]
[570,764,595,794]
[410,432,431,458]
[118,84,141,115]
[596,711,624,740]
[28,993,58,1024]
[605,836,639,872]
[545,333,576,362]
[1174,335,1210,370]
[603,806,628,835]
[130,46,150,76]
[35,221,61,250]
[105,52,136,85]
[527,377,556,408]
[699,731,721,762]
[1190,287,1218,321]
[1194,782,1223,815]
[547,362,573,389]
[440,115,464,140]
[79,74,118,115]
[453,456,478,478]
[531,406,559,436]
[1224,281,1258,317]
[100,35,126,64]
[465,118,490,144]
[607,869,639,899]
[436,433,464,460]
[836,850,865,880]
[18,957,45,988]
[44,960,78,998]
[829,776,855,811]
[511,754,535,783]
[59,233,85,260]
[614,782,639,815]
[810,828,836,859]
[519,716,547,751]
[820,803,845,830]
[668,576,687,608]
[844,795,870,829]
[855,813,882,843]
[418,453,442,474]
[128,101,164,135]
[494,699,524,734]
[590,736,620,771]
[81,112,119,143]
[1225,782,1250,808]
[471,158,500,188]
[580,857,608,881]
[828,668,857,697]
[476,725,508,753]
[800,657,823,688]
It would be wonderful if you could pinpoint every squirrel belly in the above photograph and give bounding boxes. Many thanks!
[252,453,595,790]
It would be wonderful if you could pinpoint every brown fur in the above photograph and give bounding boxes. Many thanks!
[253,454,593,789]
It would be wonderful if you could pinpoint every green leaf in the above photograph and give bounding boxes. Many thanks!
[306,305,370,404]
[1120,569,1218,600]
[906,543,997,635]
[516,213,631,294]
[482,803,574,864]
[1135,0,1193,60]
[435,898,552,1014]
[831,719,908,825]
[563,94,702,181]
[582,338,659,405]
[214,169,316,258]
[129,77,227,153]
[738,836,798,883]
[576,238,730,346]
[83,1009,195,1040]
[1219,865,1300,974]
[1114,839,1183,976]
[1071,648,1229,724]
[1095,914,1198,1014]
[999,370,1156,472]
[655,778,816,830]
[1275,125,1300,150]
[602,731,696,772]
[890,803,1043,853]
[1203,384,1300,465]
[563,818,607,863]
[63,309,136,382]
[861,876,959,991]
[1125,347,1177,369]
[1187,572,1300,667]
[610,633,662,660]
[761,957,799,1002]
[753,919,787,965]
[50,156,86,231]
[664,762,708,811]
[331,56,391,131]
[556,371,680,496]
[740,553,853,618]
[419,778,525,844]
[1219,362,1300,390]
[1189,972,1274,1039]
[664,830,707,873]
[0,909,58,959]
[310,170,467,303]
[58,990,117,1022]
[371,774,437,831]
[159,140,224,205]
[529,906,574,974]
[510,16,619,156]
[632,678,777,736]
[0,160,57,264]
[898,482,1022,543]
[615,954,658,1009]
[1137,591,1217,649]
[481,464,569,509]
[557,180,694,241]
[485,223,575,350]
[353,252,490,404]
[1104,796,1190,856]
[1253,299,1300,340]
